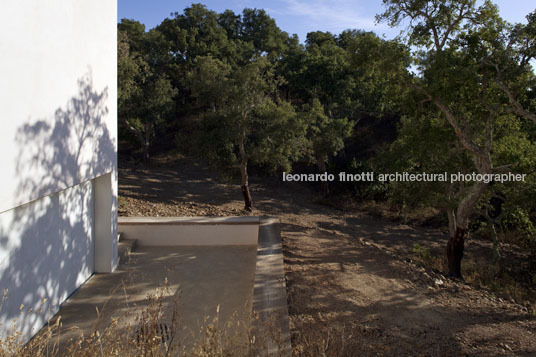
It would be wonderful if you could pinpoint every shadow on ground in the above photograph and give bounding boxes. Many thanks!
[118,157,536,356]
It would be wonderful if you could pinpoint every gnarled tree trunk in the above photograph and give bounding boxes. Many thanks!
[434,99,494,279]
[239,113,253,211]
[240,158,253,211]
[446,227,466,278]
[446,180,489,278]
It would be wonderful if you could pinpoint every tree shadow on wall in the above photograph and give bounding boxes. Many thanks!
[0,71,115,342]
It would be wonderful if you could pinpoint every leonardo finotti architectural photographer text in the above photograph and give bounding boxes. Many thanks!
[282,171,527,184]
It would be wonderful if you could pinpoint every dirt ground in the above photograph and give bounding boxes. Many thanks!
[119,156,536,356]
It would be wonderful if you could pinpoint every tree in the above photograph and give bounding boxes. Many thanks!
[282,32,356,196]
[282,30,407,197]
[190,56,307,210]
[293,32,353,116]
[160,3,230,65]
[156,4,294,144]
[301,99,353,195]
[239,8,290,61]
[378,0,536,277]
[483,10,536,125]
[117,23,177,166]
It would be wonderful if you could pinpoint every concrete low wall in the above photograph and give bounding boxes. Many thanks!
[118,216,260,246]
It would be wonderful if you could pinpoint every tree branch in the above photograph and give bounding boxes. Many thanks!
[498,81,536,125]
[432,98,487,162]
[123,118,145,146]
[484,59,536,125]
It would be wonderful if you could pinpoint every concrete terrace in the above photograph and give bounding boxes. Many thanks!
[38,217,291,355]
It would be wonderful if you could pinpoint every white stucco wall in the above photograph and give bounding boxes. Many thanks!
[0,181,95,339]
[0,1,117,210]
[0,0,117,342]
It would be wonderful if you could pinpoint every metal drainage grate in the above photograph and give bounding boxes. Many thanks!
[136,322,171,346]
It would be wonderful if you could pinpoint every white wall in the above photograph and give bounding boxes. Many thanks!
[0,181,95,339]
[0,0,117,342]
[0,1,117,210]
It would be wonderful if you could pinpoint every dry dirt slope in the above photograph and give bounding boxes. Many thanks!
[119,157,536,356]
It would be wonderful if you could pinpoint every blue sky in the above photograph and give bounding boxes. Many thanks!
[118,0,536,41]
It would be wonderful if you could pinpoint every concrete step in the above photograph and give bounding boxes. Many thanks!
[118,233,137,264]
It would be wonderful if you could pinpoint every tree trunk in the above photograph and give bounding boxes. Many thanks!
[240,159,252,211]
[143,141,150,168]
[446,227,466,278]
[445,180,489,279]
[490,223,501,262]
[317,155,329,196]
[433,84,496,280]
[241,185,253,211]
[143,126,151,168]
[239,113,252,211]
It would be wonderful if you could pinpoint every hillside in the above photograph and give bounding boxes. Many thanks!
[119,156,536,356]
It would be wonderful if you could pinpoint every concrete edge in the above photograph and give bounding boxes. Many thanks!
[118,216,260,225]
[252,217,292,356]
[118,216,259,246]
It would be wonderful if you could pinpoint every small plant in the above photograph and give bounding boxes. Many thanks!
[412,243,431,263]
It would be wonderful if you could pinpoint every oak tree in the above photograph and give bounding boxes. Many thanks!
[378,0,536,277]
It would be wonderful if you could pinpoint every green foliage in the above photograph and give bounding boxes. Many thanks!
[340,159,389,200]
[117,20,177,163]
[186,55,232,111]
[501,208,536,241]
[118,3,412,180]
[160,4,230,65]
[117,3,536,260]
[379,0,536,223]
[194,56,307,173]
[383,111,470,212]
[250,100,308,172]
[118,19,146,53]
[198,111,237,168]
[300,98,354,165]
[413,243,432,263]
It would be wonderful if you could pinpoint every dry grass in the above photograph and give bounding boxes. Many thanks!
[292,325,363,357]
[0,284,182,357]
[0,282,287,357]
[462,257,536,312]
[357,201,444,227]
[410,244,536,315]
